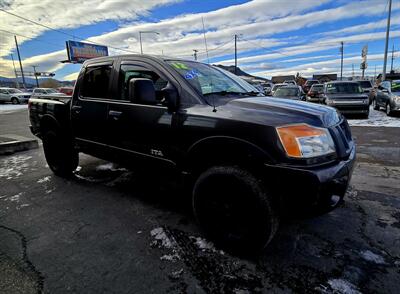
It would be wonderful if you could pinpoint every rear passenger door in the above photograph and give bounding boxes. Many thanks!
[71,62,113,150]
[106,60,176,167]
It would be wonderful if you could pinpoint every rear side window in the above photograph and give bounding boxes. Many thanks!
[80,65,111,99]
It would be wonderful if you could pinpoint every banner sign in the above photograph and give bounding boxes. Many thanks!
[66,41,108,63]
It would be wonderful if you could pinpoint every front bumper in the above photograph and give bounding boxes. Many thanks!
[331,104,369,114]
[265,146,356,211]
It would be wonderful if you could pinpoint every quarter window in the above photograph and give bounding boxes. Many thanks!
[81,65,111,99]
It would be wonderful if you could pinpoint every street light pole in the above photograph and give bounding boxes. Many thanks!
[139,31,159,54]
[193,49,198,61]
[382,0,392,81]
[32,65,39,87]
[340,41,344,81]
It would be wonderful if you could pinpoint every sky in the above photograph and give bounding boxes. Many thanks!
[0,0,399,82]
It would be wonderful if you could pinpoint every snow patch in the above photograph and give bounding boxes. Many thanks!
[0,155,32,180]
[360,250,386,264]
[348,107,400,127]
[96,162,127,172]
[327,279,361,294]
[8,192,23,202]
[0,104,28,114]
[150,227,174,249]
[193,236,216,251]
[160,253,180,261]
[37,176,51,183]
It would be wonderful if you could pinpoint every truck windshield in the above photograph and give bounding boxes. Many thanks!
[166,60,257,100]
[326,83,362,94]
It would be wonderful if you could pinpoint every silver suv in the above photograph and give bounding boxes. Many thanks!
[0,87,31,104]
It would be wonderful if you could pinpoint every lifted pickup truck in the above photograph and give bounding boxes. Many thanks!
[29,55,355,252]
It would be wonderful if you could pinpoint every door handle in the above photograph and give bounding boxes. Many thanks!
[108,110,122,120]
[71,105,82,114]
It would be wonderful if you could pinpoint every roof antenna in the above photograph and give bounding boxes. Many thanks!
[201,17,216,112]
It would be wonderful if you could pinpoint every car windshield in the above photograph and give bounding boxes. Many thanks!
[391,81,400,92]
[311,85,323,91]
[273,87,299,97]
[166,60,255,100]
[358,81,372,88]
[7,89,23,94]
[272,84,285,91]
[45,89,58,93]
[326,83,362,94]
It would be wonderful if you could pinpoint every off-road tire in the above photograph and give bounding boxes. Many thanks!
[43,129,78,177]
[192,166,279,254]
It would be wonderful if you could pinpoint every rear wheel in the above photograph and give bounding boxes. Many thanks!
[43,129,78,177]
[192,166,279,254]
[11,97,19,104]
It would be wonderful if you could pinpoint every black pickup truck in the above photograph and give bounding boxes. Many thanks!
[29,55,355,252]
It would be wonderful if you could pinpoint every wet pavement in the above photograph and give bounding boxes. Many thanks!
[1,109,399,293]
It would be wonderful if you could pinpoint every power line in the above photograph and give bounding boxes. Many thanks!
[0,29,65,50]
[0,8,139,54]
[239,37,291,57]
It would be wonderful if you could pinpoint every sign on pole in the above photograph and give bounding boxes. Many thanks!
[66,41,108,63]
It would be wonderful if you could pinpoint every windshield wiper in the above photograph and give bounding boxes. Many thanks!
[245,91,260,96]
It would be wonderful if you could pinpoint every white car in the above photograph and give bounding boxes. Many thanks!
[31,88,67,98]
[0,87,31,104]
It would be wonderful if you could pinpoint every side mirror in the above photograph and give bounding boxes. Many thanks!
[128,78,157,104]
[161,82,179,112]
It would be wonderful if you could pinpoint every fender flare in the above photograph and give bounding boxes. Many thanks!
[182,136,273,173]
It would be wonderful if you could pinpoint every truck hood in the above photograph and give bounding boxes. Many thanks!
[326,93,368,99]
[222,97,341,128]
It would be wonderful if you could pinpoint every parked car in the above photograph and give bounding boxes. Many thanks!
[31,88,67,98]
[303,79,320,93]
[356,80,375,105]
[58,87,74,96]
[283,80,296,85]
[263,82,274,95]
[306,84,324,103]
[272,85,305,101]
[323,81,369,118]
[269,83,286,96]
[0,87,31,104]
[372,80,400,116]
[29,55,355,252]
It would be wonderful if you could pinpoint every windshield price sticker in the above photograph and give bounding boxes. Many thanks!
[184,69,200,80]
[171,62,189,70]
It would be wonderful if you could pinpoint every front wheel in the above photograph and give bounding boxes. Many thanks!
[11,97,19,104]
[386,103,394,116]
[192,166,279,254]
[43,129,78,177]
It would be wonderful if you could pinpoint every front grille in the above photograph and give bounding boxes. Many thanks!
[329,119,353,159]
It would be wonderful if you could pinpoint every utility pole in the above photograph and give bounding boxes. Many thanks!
[234,34,238,75]
[14,35,26,89]
[10,54,19,89]
[139,31,159,54]
[32,65,39,87]
[193,49,198,61]
[390,44,395,73]
[382,0,392,81]
[352,64,354,79]
[374,64,377,83]
[340,41,344,80]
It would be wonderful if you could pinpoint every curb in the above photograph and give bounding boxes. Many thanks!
[0,134,39,155]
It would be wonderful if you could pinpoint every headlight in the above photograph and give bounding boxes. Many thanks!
[394,96,400,103]
[276,124,336,158]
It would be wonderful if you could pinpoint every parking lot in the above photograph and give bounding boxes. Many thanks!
[1,106,400,293]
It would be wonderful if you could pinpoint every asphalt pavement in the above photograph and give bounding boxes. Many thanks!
[1,107,399,293]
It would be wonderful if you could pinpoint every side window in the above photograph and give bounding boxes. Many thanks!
[0,89,7,94]
[81,65,111,99]
[119,64,168,103]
